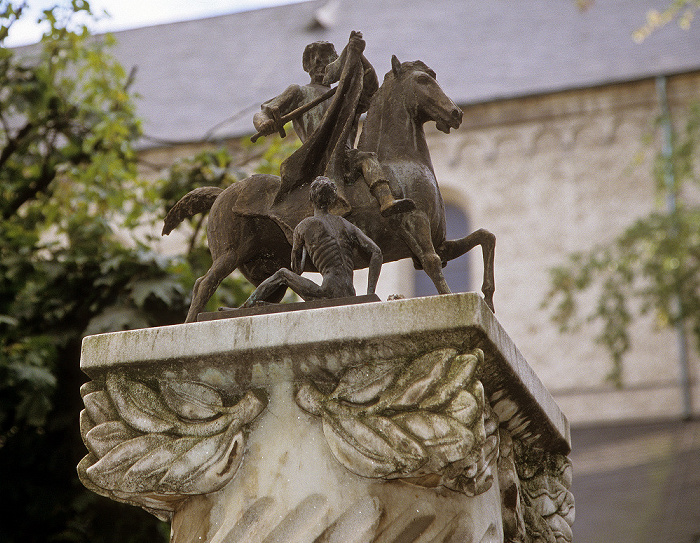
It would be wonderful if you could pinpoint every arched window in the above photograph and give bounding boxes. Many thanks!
[414,203,471,296]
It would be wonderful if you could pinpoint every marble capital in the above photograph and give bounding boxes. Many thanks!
[78,293,573,543]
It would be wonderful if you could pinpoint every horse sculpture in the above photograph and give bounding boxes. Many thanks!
[163,55,495,323]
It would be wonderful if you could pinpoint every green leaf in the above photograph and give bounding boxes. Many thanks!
[129,277,185,308]
[0,315,19,327]
[544,101,700,386]
[84,306,151,335]
[8,362,57,388]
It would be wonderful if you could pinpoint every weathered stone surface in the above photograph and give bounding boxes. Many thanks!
[82,293,569,452]
[79,293,573,542]
[78,375,267,520]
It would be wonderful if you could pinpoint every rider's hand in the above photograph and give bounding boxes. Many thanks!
[349,31,365,54]
[259,118,278,136]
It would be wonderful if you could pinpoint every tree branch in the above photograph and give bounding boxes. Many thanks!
[2,153,57,221]
[0,121,35,170]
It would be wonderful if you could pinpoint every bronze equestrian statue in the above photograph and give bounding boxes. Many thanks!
[163,32,495,323]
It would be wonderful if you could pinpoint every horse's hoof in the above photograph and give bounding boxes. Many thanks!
[380,198,416,217]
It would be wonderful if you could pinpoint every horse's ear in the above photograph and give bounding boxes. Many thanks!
[391,55,401,76]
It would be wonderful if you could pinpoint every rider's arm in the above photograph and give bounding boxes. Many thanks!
[253,85,302,135]
[322,31,365,86]
[359,55,379,99]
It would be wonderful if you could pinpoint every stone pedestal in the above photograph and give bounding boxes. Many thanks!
[78,293,573,543]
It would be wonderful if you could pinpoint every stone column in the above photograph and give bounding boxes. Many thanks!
[78,293,574,543]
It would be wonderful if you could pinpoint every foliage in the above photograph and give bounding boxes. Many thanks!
[0,3,256,541]
[572,0,699,41]
[543,104,700,385]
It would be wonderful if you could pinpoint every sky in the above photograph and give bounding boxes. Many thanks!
[3,0,306,47]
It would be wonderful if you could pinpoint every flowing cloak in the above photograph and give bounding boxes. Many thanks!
[274,42,368,205]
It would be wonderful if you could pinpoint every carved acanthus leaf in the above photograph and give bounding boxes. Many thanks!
[159,379,225,420]
[78,374,267,520]
[296,348,495,495]
[514,440,575,543]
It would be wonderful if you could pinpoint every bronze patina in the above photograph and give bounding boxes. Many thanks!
[163,32,496,323]
[242,176,382,307]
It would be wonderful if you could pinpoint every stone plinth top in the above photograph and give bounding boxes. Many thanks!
[81,293,569,455]
[79,293,575,542]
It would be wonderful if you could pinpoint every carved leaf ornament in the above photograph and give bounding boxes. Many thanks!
[515,444,575,543]
[296,348,497,495]
[78,373,267,519]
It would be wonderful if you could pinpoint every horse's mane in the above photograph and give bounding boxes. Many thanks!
[383,60,436,82]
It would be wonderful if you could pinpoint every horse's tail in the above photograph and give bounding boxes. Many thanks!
[162,186,223,235]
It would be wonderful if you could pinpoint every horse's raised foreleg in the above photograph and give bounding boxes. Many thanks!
[185,249,239,323]
[438,228,496,312]
[400,214,451,295]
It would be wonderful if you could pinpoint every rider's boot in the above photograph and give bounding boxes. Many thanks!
[348,148,416,217]
[371,180,416,217]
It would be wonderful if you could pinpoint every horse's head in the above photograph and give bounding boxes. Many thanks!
[390,55,463,134]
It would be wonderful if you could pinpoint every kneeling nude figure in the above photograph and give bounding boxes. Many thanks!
[243,176,382,306]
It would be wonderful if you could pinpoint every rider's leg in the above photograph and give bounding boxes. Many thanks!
[356,151,416,217]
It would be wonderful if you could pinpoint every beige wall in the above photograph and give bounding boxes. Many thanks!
[426,72,700,425]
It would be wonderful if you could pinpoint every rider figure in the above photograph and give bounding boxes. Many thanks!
[242,176,383,306]
[253,40,338,143]
[253,32,415,217]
